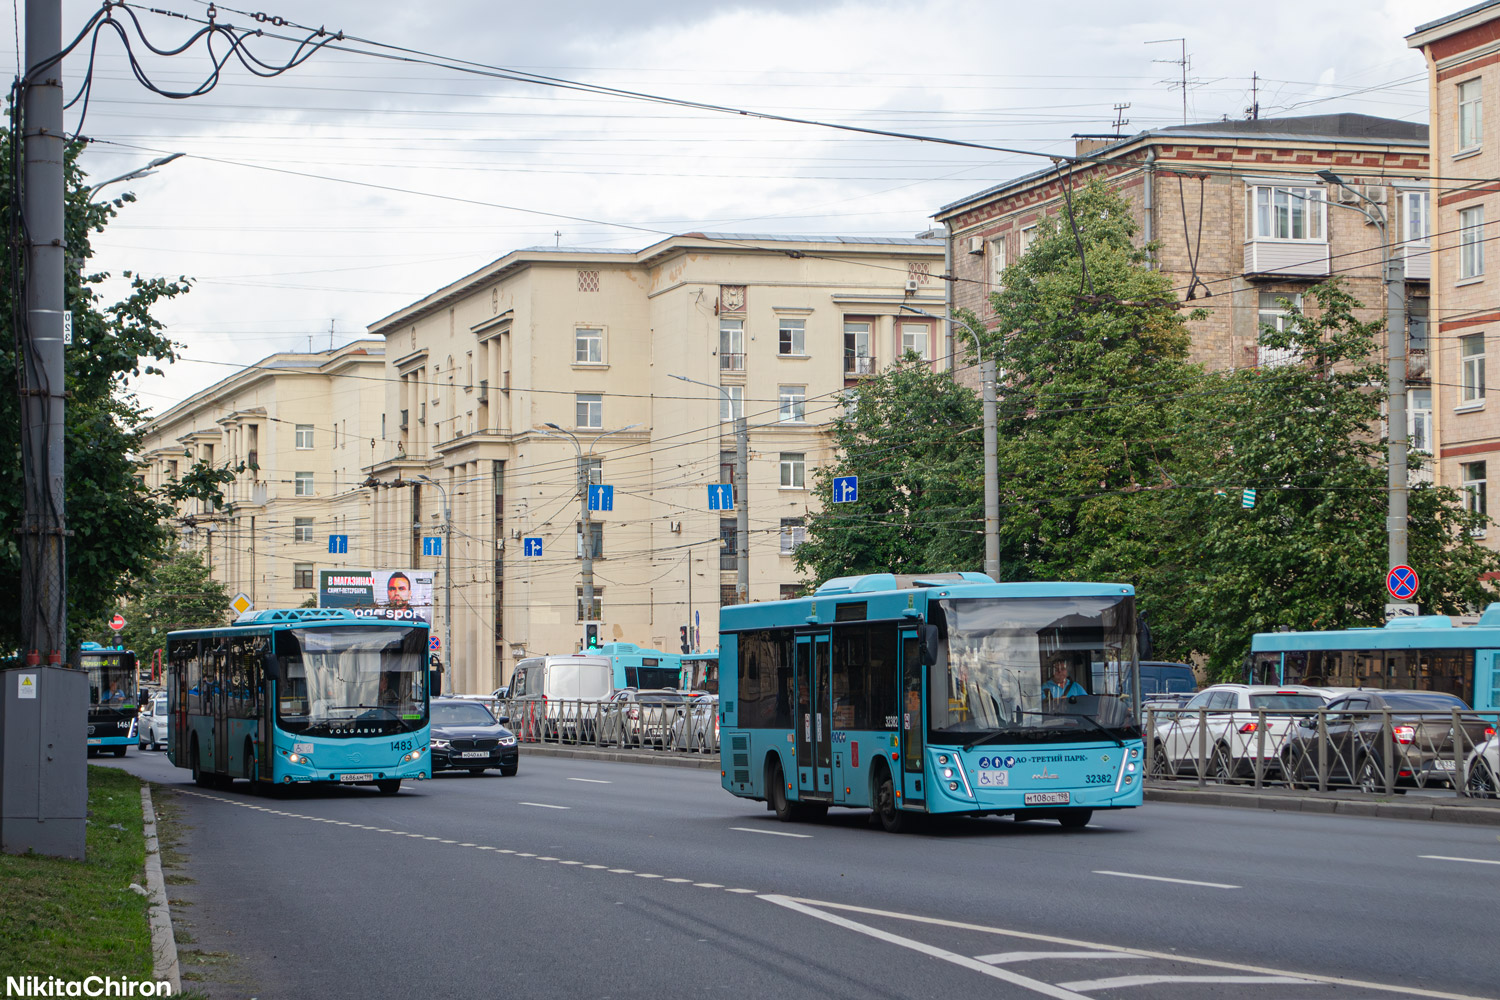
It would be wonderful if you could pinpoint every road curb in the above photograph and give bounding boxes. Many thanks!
[139,786,181,994]
[1145,783,1500,826]
[520,744,721,770]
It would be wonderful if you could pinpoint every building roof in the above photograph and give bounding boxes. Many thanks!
[1412,0,1500,35]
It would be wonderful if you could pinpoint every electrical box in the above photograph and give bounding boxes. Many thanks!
[0,665,88,859]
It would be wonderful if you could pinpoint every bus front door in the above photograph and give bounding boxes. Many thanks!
[794,634,834,800]
[899,629,925,809]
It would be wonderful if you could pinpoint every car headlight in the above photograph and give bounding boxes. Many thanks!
[402,746,427,763]
[431,739,450,749]
[499,737,517,746]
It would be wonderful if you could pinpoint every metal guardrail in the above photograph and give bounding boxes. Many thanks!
[495,698,720,755]
[1146,706,1499,798]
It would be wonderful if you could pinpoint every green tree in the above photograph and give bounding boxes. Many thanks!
[0,132,193,652]
[794,359,983,583]
[75,548,230,665]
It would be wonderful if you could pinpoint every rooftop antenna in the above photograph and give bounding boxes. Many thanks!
[1112,102,1131,135]
[1146,37,1194,124]
[1245,71,1260,120]
[329,318,335,352]
[555,230,562,247]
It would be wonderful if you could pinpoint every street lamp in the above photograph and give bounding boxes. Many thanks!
[668,373,748,603]
[87,152,184,200]
[1316,169,1408,574]
[539,421,641,643]
[415,475,452,680]
[901,305,999,581]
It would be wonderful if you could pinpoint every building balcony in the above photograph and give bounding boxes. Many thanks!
[720,353,745,372]
[844,355,875,376]
[1401,242,1431,281]
[1244,240,1330,278]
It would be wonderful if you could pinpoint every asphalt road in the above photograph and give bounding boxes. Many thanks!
[103,749,1499,1000]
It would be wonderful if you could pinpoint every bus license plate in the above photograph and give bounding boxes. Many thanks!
[460,751,490,758]
[1024,792,1070,806]
[976,770,1009,787]
[339,773,374,782]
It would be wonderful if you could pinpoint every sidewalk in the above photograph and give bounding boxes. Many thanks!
[518,743,1500,826]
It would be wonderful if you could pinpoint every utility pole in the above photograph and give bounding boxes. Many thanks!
[416,476,452,677]
[668,374,749,602]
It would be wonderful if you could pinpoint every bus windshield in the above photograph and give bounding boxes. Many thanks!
[82,653,136,709]
[933,595,1137,743]
[276,625,427,736]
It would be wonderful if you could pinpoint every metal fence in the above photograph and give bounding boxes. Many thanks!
[493,698,720,755]
[1145,705,1499,798]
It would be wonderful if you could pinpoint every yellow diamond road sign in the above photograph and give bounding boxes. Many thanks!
[231,593,254,616]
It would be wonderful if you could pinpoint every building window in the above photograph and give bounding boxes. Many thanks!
[1462,334,1486,404]
[1019,225,1037,253]
[779,584,803,601]
[720,584,739,608]
[295,424,314,450]
[1459,79,1483,151]
[581,456,602,486]
[1257,291,1303,368]
[841,388,858,419]
[576,393,602,429]
[576,522,604,559]
[1409,388,1432,454]
[778,385,806,423]
[719,451,736,490]
[1408,297,1429,354]
[1402,191,1430,245]
[720,520,738,571]
[779,517,806,555]
[720,319,745,371]
[844,320,872,375]
[720,386,743,422]
[167,460,178,478]
[294,517,313,542]
[1251,186,1325,241]
[1460,206,1485,279]
[780,452,805,489]
[294,471,314,496]
[294,563,314,589]
[1463,461,1488,533]
[988,236,1007,287]
[576,587,603,622]
[575,327,603,364]
[899,321,929,360]
[578,269,600,292]
[779,318,805,356]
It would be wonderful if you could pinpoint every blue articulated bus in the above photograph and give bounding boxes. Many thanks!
[1250,606,1500,710]
[166,608,432,794]
[720,573,1144,831]
[80,643,140,757]
[595,642,683,690]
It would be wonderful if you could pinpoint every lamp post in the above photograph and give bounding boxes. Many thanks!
[415,475,452,677]
[668,373,749,603]
[1316,170,1407,573]
[540,422,641,642]
[87,152,184,200]
[901,305,999,581]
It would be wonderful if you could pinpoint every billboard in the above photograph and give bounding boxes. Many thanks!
[318,568,435,625]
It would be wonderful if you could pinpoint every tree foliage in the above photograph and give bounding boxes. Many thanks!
[0,130,193,652]
[75,547,230,663]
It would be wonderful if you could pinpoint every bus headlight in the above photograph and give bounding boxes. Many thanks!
[402,747,427,763]
[937,754,949,765]
[942,768,954,778]
[287,752,311,765]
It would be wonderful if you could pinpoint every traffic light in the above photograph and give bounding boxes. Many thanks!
[585,623,600,649]
[679,625,690,654]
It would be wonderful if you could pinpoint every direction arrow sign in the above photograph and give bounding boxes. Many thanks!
[1386,565,1419,601]
[832,475,858,503]
[423,536,443,557]
[708,484,735,511]
[327,534,348,554]
[523,537,543,557]
[588,484,614,512]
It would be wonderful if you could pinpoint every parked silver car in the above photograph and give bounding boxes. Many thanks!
[138,693,169,751]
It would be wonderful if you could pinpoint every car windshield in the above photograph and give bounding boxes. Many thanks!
[432,702,497,726]
[1381,693,1470,711]
[931,595,1138,745]
[275,625,428,737]
[1248,693,1325,711]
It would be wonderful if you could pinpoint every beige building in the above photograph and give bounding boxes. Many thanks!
[1410,3,1500,543]
[363,234,944,695]
[139,341,388,610]
[934,114,1433,460]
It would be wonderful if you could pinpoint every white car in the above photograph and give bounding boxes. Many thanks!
[138,693,169,751]
[669,694,719,752]
[1465,735,1499,798]
[1152,684,1329,780]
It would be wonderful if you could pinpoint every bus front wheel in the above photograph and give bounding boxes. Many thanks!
[376,779,402,795]
[874,767,906,833]
[1057,809,1093,829]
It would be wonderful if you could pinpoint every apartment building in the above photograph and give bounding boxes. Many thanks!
[139,341,387,609]
[934,113,1433,462]
[363,234,944,695]
[1410,2,1500,544]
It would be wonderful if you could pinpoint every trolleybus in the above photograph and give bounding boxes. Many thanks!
[166,608,432,794]
[720,572,1143,830]
[80,642,139,757]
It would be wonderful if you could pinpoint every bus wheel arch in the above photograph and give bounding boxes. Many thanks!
[766,753,794,821]
[870,757,905,833]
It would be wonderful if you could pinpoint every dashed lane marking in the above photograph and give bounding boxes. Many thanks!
[1420,855,1500,866]
[567,777,611,784]
[1093,871,1239,889]
[731,826,812,838]
[518,802,570,810]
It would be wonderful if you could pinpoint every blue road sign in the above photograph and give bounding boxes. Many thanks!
[327,534,348,554]
[422,536,443,557]
[588,484,614,511]
[1387,565,1419,601]
[708,484,735,511]
[523,537,543,557]
[832,475,859,503]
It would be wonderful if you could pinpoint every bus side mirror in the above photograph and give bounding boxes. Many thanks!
[430,668,442,698]
[919,624,940,666]
[262,651,282,683]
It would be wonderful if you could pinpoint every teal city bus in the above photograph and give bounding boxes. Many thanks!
[80,643,140,757]
[166,608,433,794]
[1249,606,1500,710]
[719,573,1143,831]
[595,642,682,690]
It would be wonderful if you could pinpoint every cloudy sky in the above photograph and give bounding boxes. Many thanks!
[29,0,1457,414]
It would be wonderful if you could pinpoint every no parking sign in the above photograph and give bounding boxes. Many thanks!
[1386,565,1419,601]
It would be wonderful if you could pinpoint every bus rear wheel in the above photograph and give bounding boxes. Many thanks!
[190,741,210,787]
[376,779,402,795]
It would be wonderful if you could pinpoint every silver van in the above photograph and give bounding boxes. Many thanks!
[509,655,613,740]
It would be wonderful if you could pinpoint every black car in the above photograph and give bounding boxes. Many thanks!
[430,698,519,776]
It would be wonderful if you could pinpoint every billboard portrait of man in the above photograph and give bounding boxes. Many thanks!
[373,569,435,625]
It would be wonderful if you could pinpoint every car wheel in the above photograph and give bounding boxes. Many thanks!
[1467,760,1499,799]
[1356,756,1388,794]
[500,764,517,777]
[873,768,905,833]
[1057,809,1093,830]
[1210,744,1235,783]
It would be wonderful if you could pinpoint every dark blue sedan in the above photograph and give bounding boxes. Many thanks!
[430,698,519,776]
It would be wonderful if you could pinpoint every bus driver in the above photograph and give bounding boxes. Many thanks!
[1043,656,1086,702]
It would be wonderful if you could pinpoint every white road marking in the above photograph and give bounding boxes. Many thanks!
[725,888,758,894]
[731,826,812,838]
[608,868,634,873]
[761,895,1092,1000]
[664,878,692,883]
[774,896,1492,1000]
[518,802,570,810]
[1061,975,1309,991]
[1093,871,1240,889]
[979,952,1145,965]
[567,777,611,784]
[1420,855,1500,866]
[635,873,663,879]
[694,883,724,888]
